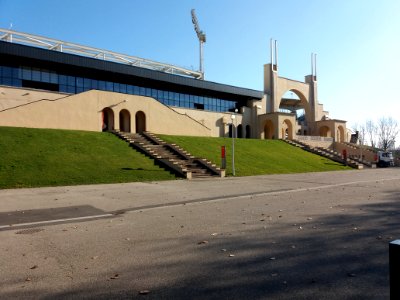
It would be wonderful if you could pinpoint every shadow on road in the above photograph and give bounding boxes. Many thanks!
[3,191,400,299]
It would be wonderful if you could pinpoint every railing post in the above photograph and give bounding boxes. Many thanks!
[390,240,400,299]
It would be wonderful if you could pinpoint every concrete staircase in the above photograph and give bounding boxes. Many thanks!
[284,139,364,169]
[336,142,377,168]
[113,131,225,179]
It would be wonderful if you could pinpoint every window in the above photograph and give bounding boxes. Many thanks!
[145,88,151,97]
[194,103,204,110]
[98,80,106,90]
[67,86,75,93]
[59,75,67,85]
[41,71,50,83]
[76,77,84,87]
[84,78,92,89]
[50,72,58,84]
[67,76,75,86]
[91,79,98,89]
[127,85,133,94]
[106,81,113,91]
[21,67,31,80]
[32,68,40,81]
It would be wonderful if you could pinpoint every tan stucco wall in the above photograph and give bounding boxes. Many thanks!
[334,142,376,162]
[0,87,212,136]
[258,112,296,140]
[0,86,67,111]
[172,107,236,137]
[315,119,348,142]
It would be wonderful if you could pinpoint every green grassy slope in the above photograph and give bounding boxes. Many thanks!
[160,135,351,176]
[0,127,175,189]
[0,127,350,189]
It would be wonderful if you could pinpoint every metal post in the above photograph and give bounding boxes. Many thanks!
[274,40,278,70]
[390,240,400,299]
[311,53,314,77]
[270,39,273,70]
[314,53,317,80]
[232,126,235,176]
[200,40,204,78]
[231,109,238,176]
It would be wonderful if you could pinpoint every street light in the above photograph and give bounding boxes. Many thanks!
[231,109,238,176]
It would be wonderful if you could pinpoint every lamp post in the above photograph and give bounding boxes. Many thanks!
[231,109,238,176]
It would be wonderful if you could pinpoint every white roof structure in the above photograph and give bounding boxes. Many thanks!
[0,28,203,79]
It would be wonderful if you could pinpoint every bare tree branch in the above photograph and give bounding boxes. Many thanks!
[377,117,399,151]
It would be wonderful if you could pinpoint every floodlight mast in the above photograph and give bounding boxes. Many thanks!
[191,9,206,80]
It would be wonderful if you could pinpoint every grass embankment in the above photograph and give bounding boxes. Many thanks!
[0,127,350,189]
[160,135,351,176]
[0,127,175,189]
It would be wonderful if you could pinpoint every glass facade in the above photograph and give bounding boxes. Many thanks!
[0,65,239,113]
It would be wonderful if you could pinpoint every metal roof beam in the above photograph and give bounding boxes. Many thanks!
[0,28,203,79]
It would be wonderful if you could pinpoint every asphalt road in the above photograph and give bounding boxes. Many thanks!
[0,168,399,299]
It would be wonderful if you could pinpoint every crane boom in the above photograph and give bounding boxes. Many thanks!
[191,9,206,79]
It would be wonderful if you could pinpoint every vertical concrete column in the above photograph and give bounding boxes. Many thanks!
[390,240,400,299]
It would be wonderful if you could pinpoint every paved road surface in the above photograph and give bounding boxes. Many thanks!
[0,169,399,299]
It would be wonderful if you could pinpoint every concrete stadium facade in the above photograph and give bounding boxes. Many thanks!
[0,29,349,143]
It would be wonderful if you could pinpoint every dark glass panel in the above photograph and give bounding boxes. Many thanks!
[59,75,67,85]
[98,80,106,90]
[41,71,50,83]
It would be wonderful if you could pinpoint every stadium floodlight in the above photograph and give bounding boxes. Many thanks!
[191,9,206,80]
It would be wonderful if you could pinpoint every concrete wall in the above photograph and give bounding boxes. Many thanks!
[295,135,334,148]
[334,142,376,162]
[0,87,212,136]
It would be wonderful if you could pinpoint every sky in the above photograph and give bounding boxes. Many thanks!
[0,0,399,128]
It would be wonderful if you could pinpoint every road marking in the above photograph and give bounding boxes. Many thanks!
[122,176,400,212]
[1,176,398,230]
[0,213,113,230]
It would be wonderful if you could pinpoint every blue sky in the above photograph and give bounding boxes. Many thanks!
[0,0,399,127]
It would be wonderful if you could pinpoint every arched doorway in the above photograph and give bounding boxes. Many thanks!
[102,107,114,132]
[337,125,345,142]
[281,119,293,140]
[237,124,243,138]
[119,109,131,132]
[228,124,235,138]
[279,90,310,134]
[245,125,251,138]
[264,120,274,139]
[319,126,331,137]
[135,111,146,133]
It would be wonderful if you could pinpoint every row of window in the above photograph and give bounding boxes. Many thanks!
[0,65,239,113]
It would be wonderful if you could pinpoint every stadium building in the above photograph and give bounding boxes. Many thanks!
[0,29,349,143]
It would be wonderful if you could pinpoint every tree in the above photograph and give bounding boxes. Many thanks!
[365,119,377,148]
[377,117,399,151]
[352,123,366,145]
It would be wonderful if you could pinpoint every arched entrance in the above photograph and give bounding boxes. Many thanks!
[228,124,235,138]
[135,111,146,133]
[279,90,311,134]
[281,119,293,140]
[119,109,131,132]
[264,120,274,139]
[319,126,331,137]
[102,107,114,131]
[337,125,345,142]
[237,124,243,138]
[245,125,251,138]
